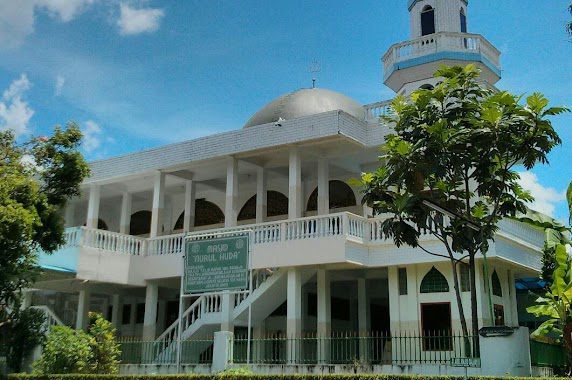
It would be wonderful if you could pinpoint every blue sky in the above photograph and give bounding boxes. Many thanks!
[0,0,571,221]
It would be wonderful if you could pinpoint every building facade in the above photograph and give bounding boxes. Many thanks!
[30,0,541,375]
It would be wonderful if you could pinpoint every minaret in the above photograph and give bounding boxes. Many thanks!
[382,0,501,96]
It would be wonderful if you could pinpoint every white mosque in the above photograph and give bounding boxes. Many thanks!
[30,0,543,375]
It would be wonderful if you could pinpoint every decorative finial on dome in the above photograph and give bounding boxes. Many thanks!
[307,59,321,88]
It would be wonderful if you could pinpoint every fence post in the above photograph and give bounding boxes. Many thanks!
[212,331,234,373]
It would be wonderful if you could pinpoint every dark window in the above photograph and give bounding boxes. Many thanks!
[421,303,452,351]
[136,303,145,324]
[237,191,289,221]
[420,267,449,293]
[130,210,152,235]
[492,270,502,297]
[494,304,505,326]
[107,305,113,321]
[270,300,287,317]
[82,219,108,230]
[331,297,350,321]
[307,293,317,317]
[419,84,434,90]
[122,304,131,325]
[421,6,435,36]
[306,180,357,212]
[174,199,225,229]
[460,9,467,33]
[459,264,470,292]
[398,268,408,295]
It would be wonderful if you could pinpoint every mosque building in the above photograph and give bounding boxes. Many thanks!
[31,0,542,375]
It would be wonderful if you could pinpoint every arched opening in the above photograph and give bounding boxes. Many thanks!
[421,5,435,36]
[492,270,502,297]
[83,219,109,230]
[306,180,357,212]
[419,84,434,90]
[174,199,225,230]
[130,211,152,236]
[460,8,467,33]
[420,267,449,293]
[237,191,289,221]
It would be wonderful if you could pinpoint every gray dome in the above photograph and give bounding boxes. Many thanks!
[243,88,364,128]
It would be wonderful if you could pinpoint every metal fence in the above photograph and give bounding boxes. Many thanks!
[117,337,213,365]
[530,339,566,368]
[234,331,478,365]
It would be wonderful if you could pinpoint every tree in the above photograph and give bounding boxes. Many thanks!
[0,123,89,326]
[1,305,45,372]
[33,325,95,374]
[33,313,120,374]
[527,244,572,370]
[359,65,568,348]
[87,312,120,374]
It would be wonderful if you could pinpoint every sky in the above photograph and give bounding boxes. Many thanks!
[0,0,571,222]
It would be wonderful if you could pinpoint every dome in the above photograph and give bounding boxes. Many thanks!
[243,88,364,128]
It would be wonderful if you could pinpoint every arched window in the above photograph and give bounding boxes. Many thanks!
[130,211,152,236]
[460,8,467,33]
[419,84,434,90]
[306,180,357,212]
[421,5,435,36]
[492,270,502,297]
[174,199,225,229]
[420,267,449,293]
[237,191,288,221]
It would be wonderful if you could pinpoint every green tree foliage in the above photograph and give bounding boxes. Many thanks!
[527,244,572,369]
[359,65,568,342]
[34,313,120,374]
[33,326,94,374]
[0,123,90,326]
[87,312,120,374]
[1,306,45,372]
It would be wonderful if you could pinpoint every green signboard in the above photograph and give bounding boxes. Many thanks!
[184,235,249,294]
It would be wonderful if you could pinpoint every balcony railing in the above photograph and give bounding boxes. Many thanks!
[382,32,501,79]
[61,211,543,257]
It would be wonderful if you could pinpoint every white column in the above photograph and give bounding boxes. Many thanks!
[76,289,91,331]
[64,202,75,228]
[288,147,302,219]
[358,278,368,362]
[317,159,329,215]
[256,167,267,224]
[253,321,266,362]
[111,294,121,329]
[287,268,302,363]
[22,290,33,308]
[119,192,132,234]
[150,172,166,238]
[183,179,196,232]
[388,267,400,332]
[220,291,234,332]
[143,283,159,340]
[317,269,331,363]
[225,157,239,228]
[508,270,519,325]
[86,184,100,229]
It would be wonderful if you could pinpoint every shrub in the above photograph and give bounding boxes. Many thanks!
[33,326,94,374]
[87,313,120,374]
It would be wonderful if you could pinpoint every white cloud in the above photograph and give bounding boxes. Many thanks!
[117,3,164,36]
[0,0,94,48]
[35,0,95,22]
[0,0,35,48]
[82,119,102,153]
[517,171,566,217]
[54,75,65,96]
[0,74,34,137]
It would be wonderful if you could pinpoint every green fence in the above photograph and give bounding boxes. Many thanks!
[234,331,478,365]
[530,339,566,368]
[117,338,213,365]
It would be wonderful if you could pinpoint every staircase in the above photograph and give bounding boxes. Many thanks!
[30,305,65,331]
[154,267,315,362]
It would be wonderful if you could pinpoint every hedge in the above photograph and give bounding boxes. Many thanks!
[6,374,567,380]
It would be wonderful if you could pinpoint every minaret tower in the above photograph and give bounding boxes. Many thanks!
[383,0,501,96]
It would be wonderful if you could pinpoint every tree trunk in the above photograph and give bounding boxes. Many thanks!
[469,251,479,356]
[450,257,471,355]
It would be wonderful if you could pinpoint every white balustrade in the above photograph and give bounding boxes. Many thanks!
[80,227,146,255]
[147,233,185,256]
[30,305,65,329]
[383,32,501,75]
[364,100,392,122]
[286,214,343,240]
